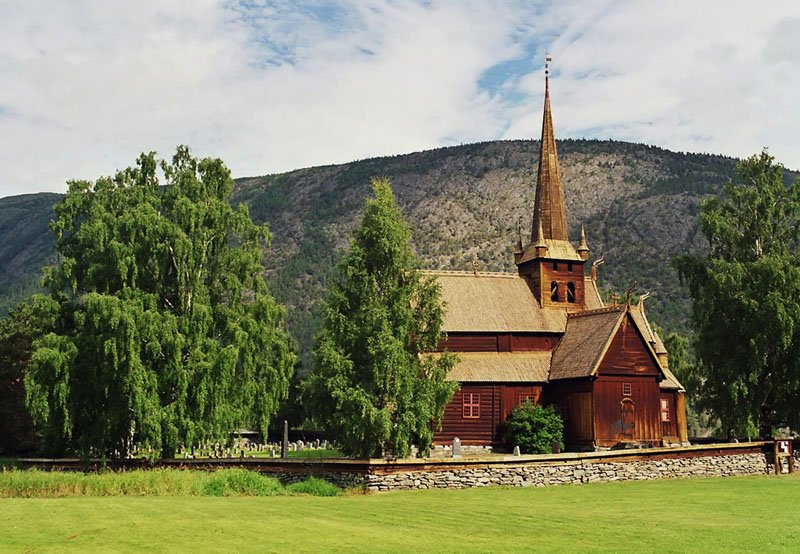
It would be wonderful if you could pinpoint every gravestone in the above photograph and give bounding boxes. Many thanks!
[281,420,289,459]
[452,438,462,458]
[513,446,521,456]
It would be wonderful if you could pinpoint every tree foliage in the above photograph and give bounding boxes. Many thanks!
[674,151,800,437]
[0,297,57,454]
[303,178,457,458]
[504,402,564,455]
[663,331,717,436]
[25,147,295,457]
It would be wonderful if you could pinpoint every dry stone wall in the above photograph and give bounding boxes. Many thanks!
[366,452,772,492]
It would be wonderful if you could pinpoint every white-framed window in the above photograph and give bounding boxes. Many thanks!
[660,397,671,422]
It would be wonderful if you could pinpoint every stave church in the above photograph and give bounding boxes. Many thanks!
[427,69,689,451]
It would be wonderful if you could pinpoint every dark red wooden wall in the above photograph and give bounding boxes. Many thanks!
[438,333,559,352]
[593,314,664,447]
[434,384,542,446]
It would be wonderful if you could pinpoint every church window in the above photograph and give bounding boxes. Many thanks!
[622,382,632,396]
[567,262,573,272]
[660,397,671,422]
[567,282,576,303]
[553,262,559,271]
[462,393,480,419]
[550,281,559,301]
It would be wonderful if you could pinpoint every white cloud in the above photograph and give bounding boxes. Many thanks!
[1,1,799,198]
[505,1,800,167]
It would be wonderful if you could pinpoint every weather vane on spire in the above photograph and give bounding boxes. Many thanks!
[545,52,553,76]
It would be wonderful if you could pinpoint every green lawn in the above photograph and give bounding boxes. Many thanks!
[2,474,799,553]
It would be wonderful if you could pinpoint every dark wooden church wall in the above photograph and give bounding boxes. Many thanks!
[594,314,664,446]
[659,391,680,441]
[439,334,498,352]
[544,380,594,447]
[437,333,559,352]
[434,384,500,445]
[593,376,662,446]
[598,315,660,376]
[434,384,543,446]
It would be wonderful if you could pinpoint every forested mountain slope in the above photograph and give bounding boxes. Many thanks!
[0,140,757,368]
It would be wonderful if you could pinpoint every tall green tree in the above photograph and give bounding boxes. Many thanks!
[674,151,800,437]
[25,146,295,458]
[303,178,456,458]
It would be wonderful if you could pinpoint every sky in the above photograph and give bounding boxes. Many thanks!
[1,0,799,198]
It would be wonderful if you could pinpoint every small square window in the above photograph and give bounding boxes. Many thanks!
[622,383,632,396]
[518,394,533,405]
[462,393,480,419]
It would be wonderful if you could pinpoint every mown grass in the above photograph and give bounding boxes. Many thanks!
[0,468,340,498]
[1,474,799,552]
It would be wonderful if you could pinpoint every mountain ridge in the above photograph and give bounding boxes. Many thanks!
[0,139,774,367]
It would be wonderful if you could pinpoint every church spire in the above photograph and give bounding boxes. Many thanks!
[531,56,569,243]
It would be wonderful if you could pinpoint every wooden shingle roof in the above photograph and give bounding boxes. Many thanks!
[427,271,567,333]
[549,307,625,380]
[516,239,583,264]
[629,304,667,355]
[583,276,604,310]
[427,351,552,383]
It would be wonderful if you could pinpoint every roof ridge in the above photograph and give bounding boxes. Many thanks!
[421,270,519,278]
[567,306,624,318]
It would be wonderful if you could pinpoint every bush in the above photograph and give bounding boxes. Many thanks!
[286,477,341,496]
[201,470,284,497]
[504,402,564,454]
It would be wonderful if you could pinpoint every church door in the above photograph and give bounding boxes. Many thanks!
[620,399,635,439]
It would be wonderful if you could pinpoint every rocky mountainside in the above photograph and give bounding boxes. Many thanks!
[0,139,750,368]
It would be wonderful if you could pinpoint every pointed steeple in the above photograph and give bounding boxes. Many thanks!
[534,220,548,258]
[531,64,569,244]
[577,224,590,261]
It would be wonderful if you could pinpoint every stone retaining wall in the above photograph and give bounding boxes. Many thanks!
[18,442,797,493]
[366,452,773,492]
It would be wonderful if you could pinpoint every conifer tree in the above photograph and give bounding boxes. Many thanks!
[304,178,456,458]
[25,147,295,457]
[674,151,800,437]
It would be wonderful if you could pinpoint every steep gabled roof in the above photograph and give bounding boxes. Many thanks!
[549,307,625,380]
[549,305,682,390]
[427,351,551,383]
[426,271,566,333]
[629,304,667,355]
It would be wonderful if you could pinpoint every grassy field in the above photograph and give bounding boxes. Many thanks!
[2,473,799,553]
